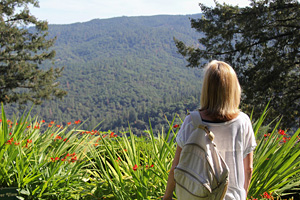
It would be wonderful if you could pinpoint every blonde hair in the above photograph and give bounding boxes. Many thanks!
[200,60,241,121]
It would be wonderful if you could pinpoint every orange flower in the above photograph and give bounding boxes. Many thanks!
[71,156,77,163]
[55,135,62,140]
[278,129,286,135]
[25,139,32,147]
[6,137,13,145]
[282,137,288,143]
[51,157,60,162]
[262,192,272,199]
[146,164,154,169]
[133,164,138,171]
[110,132,117,138]
[173,124,180,128]
[34,125,40,129]
[74,120,81,124]
[67,122,72,126]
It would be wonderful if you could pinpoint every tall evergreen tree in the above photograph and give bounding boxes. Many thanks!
[175,0,300,127]
[0,0,66,105]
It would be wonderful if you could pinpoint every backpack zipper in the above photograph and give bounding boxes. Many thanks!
[175,166,212,194]
[183,142,220,185]
[176,181,209,199]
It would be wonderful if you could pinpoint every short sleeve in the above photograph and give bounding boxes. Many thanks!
[243,115,257,158]
[176,115,195,148]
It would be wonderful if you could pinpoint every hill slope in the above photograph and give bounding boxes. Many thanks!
[6,14,204,134]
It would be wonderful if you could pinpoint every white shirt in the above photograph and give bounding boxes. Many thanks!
[176,111,257,200]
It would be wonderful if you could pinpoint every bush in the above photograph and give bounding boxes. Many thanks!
[0,104,299,199]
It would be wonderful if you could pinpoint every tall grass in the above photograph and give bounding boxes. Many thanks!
[0,105,91,199]
[0,104,299,199]
[249,105,300,198]
[86,118,179,199]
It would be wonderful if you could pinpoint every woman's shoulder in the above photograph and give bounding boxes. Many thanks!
[182,113,193,125]
[182,110,251,125]
[228,111,252,127]
[237,111,251,121]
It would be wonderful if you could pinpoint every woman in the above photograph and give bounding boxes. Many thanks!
[163,60,256,200]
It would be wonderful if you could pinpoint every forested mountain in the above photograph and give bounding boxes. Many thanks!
[5,14,204,135]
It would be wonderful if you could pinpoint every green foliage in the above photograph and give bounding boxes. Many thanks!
[249,104,300,199]
[4,14,203,135]
[0,0,67,105]
[0,104,91,199]
[174,0,300,128]
[87,117,179,199]
[1,104,300,199]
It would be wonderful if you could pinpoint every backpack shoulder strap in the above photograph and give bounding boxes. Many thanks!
[190,110,214,141]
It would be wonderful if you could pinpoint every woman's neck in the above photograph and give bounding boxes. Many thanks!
[199,109,239,122]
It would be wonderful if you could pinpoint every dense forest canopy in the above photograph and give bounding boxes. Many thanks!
[4,14,205,135]
[175,0,300,128]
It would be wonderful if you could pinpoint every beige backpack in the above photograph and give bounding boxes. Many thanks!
[174,111,229,200]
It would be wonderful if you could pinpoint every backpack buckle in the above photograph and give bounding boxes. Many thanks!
[198,125,215,141]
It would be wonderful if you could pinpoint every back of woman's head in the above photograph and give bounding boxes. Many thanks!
[200,60,241,121]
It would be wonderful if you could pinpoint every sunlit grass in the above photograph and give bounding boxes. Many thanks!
[0,103,299,199]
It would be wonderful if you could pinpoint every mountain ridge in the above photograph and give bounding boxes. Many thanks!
[6,14,204,135]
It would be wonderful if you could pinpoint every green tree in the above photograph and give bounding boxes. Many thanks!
[175,0,300,127]
[0,0,66,105]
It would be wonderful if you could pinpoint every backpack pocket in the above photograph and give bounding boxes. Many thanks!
[175,165,211,198]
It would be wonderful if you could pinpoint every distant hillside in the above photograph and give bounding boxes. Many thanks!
[5,14,204,135]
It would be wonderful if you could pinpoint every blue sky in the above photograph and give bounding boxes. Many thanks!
[30,0,251,24]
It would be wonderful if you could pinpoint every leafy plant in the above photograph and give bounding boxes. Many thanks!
[249,104,300,199]
[1,103,299,200]
[0,104,91,199]
[86,116,180,199]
